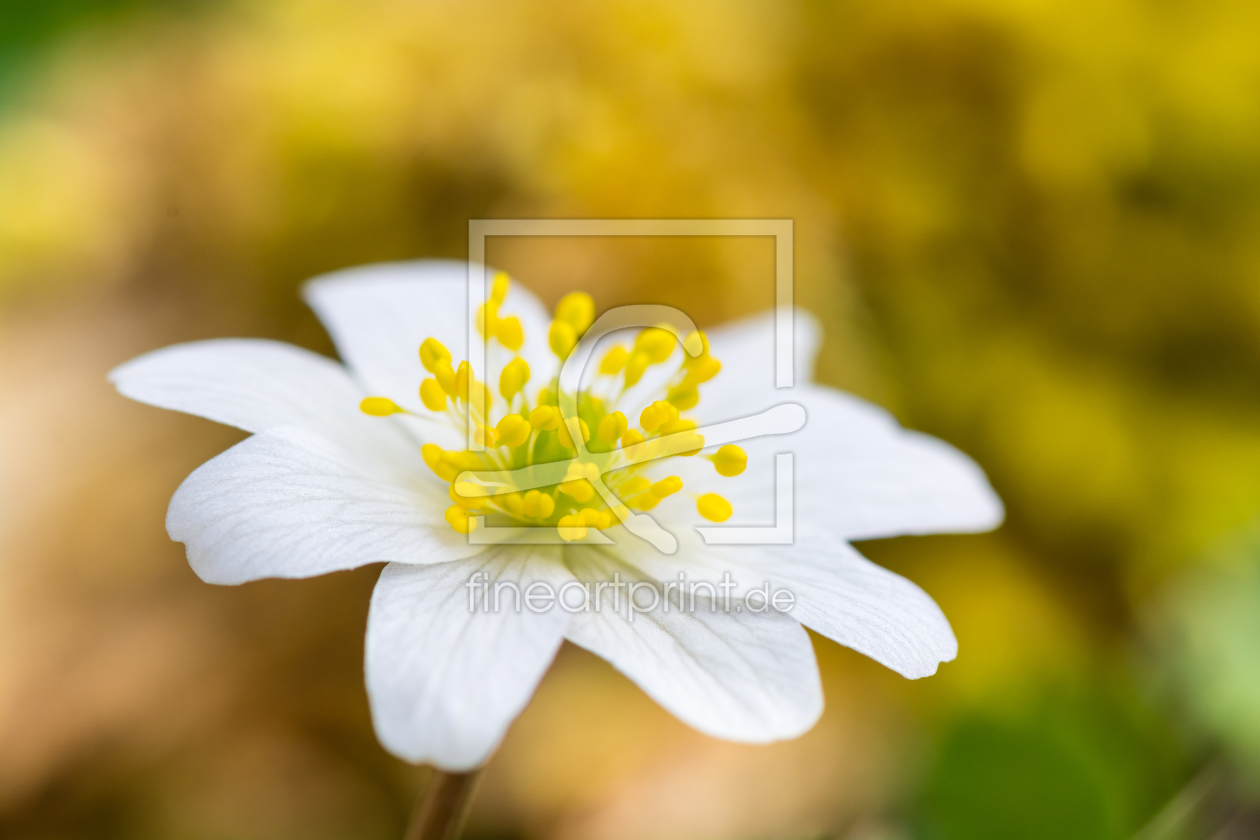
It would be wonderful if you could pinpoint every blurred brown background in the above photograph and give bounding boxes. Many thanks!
[3,1,1260,838]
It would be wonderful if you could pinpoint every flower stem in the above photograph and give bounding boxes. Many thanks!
[404,769,482,840]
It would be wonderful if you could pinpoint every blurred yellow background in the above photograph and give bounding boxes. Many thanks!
[2,1,1260,838]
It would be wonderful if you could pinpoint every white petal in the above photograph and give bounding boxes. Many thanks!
[600,528,955,679]
[108,338,426,476]
[302,260,554,417]
[694,307,822,421]
[757,537,956,679]
[562,548,823,743]
[366,549,573,769]
[167,426,477,584]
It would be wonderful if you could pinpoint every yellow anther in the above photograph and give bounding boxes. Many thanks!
[556,417,591,449]
[449,483,487,510]
[474,424,497,448]
[598,411,628,443]
[453,361,472,401]
[495,316,523,351]
[639,400,678,433]
[420,338,452,373]
[496,414,531,448]
[557,514,589,542]
[610,504,629,522]
[555,292,596,335]
[419,379,448,412]
[476,301,498,338]
[522,489,555,519]
[528,405,559,430]
[434,361,457,395]
[581,508,611,529]
[650,476,683,498]
[683,330,708,359]
[502,492,524,517]
[559,478,595,503]
[713,444,747,477]
[621,428,646,459]
[537,386,556,406]
[697,493,733,522]
[423,444,460,482]
[491,271,510,304]
[441,450,480,475]
[499,357,531,400]
[549,320,577,358]
[619,477,650,497]
[360,397,404,416]
[686,356,721,384]
[624,351,649,386]
[599,346,628,375]
[634,327,676,364]
[666,384,699,410]
[564,461,600,482]
[445,505,478,534]
[660,418,696,434]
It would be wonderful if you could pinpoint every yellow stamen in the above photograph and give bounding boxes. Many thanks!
[598,411,628,443]
[624,351,649,386]
[635,327,676,364]
[499,357,531,400]
[549,319,577,358]
[495,316,523,351]
[434,361,457,395]
[600,346,628,375]
[420,338,451,373]
[450,483,487,510]
[557,513,588,541]
[453,361,472,401]
[621,428,646,459]
[491,271,510,304]
[667,384,699,410]
[360,397,403,416]
[555,292,596,335]
[697,493,733,522]
[555,417,591,449]
[559,478,595,503]
[522,489,555,519]
[445,505,477,534]
[713,444,747,477]
[419,379,447,412]
[639,400,678,433]
[495,414,531,447]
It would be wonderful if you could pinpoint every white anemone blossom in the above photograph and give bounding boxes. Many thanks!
[110,260,1002,770]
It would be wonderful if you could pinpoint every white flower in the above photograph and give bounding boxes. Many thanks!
[109,260,1002,770]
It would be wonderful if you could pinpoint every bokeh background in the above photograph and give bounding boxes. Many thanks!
[3,1,1260,838]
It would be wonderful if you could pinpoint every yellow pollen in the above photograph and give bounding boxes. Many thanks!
[667,384,699,411]
[528,404,561,430]
[686,356,721,384]
[650,476,683,498]
[635,327,676,363]
[522,489,555,519]
[555,417,591,449]
[474,424,497,448]
[624,351,649,386]
[598,411,628,443]
[713,444,747,477]
[419,379,447,412]
[449,483,487,510]
[555,292,596,335]
[453,361,472,401]
[434,361,457,395]
[600,346,628,375]
[559,478,595,503]
[499,357,530,400]
[639,400,678,433]
[491,271,510,304]
[549,320,577,358]
[420,338,451,373]
[495,316,523,351]
[445,505,477,534]
[581,508,611,529]
[495,414,531,447]
[621,428,646,459]
[557,514,588,541]
[697,493,733,522]
[683,330,708,359]
[360,397,403,416]
[619,476,650,496]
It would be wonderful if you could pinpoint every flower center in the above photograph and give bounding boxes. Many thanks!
[359,273,747,541]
